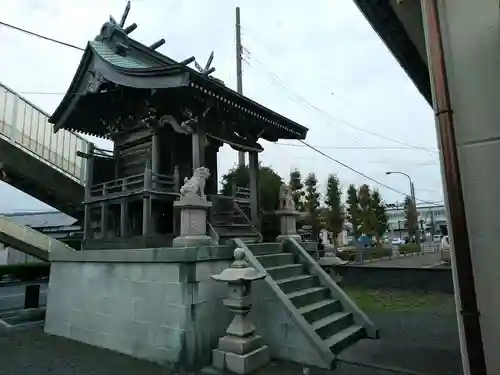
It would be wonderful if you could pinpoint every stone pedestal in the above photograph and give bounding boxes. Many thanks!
[173,195,213,247]
[208,248,270,375]
[275,209,301,242]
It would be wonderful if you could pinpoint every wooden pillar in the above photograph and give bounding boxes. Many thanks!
[206,143,219,195]
[191,124,205,173]
[151,133,160,231]
[100,183,108,238]
[113,141,120,179]
[248,151,260,230]
[120,179,128,237]
[151,133,160,175]
[83,142,95,242]
[142,166,152,236]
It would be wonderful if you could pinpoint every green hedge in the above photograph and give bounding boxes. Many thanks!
[399,244,422,255]
[338,246,392,262]
[0,263,50,282]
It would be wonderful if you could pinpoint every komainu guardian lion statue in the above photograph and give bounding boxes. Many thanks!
[279,183,295,210]
[180,167,211,199]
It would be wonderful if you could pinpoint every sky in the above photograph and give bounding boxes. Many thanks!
[0,0,444,213]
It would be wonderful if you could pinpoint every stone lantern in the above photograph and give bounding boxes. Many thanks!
[209,248,270,375]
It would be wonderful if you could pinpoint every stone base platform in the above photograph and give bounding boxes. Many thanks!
[44,242,332,372]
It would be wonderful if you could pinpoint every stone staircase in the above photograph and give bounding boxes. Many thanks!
[235,238,378,368]
[209,196,261,244]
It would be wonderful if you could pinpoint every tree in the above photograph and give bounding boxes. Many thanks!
[371,189,388,241]
[358,184,376,236]
[346,184,360,238]
[404,195,418,237]
[324,174,345,240]
[304,172,321,236]
[220,164,284,241]
[289,169,305,211]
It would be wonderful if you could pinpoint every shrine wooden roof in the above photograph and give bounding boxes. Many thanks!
[49,11,308,142]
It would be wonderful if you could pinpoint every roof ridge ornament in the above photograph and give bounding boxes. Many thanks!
[96,1,135,55]
[194,51,226,85]
[194,51,216,76]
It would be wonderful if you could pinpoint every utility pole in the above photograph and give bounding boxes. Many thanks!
[235,7,245,167]
[410,182,420,244]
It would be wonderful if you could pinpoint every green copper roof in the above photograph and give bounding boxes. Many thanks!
[89,40,159,69]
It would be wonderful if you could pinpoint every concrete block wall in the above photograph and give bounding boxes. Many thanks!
[249,281,325,367]
[45,256,233,371]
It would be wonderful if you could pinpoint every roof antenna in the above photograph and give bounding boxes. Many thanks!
[194,51,216,76]
[119,0,131,27]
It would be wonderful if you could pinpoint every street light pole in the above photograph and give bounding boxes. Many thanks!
[386,171,419,243]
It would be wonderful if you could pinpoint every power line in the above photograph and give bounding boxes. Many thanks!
[0,20,84,51]
[241,44,438,154]
[274,142,438,152]
[17,91,65,95]
[298,139,441,205]
[0,19,442,202]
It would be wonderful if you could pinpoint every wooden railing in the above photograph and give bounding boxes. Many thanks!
[231,184,251,203]
[88,167,180,201]
[90,173,144,198]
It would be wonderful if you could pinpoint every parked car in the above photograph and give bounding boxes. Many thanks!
[433,234,442,242]
[391,238,405,245]
[440,235,451,263]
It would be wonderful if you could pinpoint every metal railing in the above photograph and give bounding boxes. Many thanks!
[0,83,89,185]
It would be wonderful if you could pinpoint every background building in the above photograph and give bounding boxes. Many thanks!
[386,204,448,239]
[0,211,81,264]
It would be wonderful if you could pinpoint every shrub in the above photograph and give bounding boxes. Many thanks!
[399,243,421,255]
[337,246,392,262]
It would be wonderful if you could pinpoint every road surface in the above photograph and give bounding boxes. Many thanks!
[362,251,447,268]
[0,283,47,311]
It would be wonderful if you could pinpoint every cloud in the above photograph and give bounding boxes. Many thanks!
[0,0,443,213]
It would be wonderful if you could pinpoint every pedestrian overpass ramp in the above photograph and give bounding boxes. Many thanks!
[0,215,74,261]
[0,83,86,216]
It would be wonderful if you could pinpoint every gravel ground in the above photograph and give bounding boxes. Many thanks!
[0,291,462,375]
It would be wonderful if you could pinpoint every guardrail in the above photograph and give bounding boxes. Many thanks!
[0,215,74,261]
[0,83,89,184]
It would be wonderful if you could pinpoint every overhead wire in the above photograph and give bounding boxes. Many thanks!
[241,47,442,203]
[297,139,442,205]
[0,20,84,51]
[240,28,438,153]
[0,16,443,203]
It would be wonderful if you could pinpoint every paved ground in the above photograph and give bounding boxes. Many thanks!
[0,289,462,375]
[362,251,448,269]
